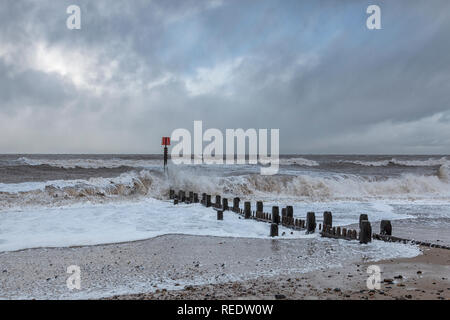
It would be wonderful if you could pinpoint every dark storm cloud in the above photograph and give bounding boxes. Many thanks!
[0,0,449,153]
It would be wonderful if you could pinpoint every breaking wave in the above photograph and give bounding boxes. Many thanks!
[14,156,320,169]
[279,157,319,166]
[15,157,162,169]
[1,165,450,209]
[340,157,449,167]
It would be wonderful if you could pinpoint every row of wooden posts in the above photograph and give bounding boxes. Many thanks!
[169,189,371,242]
[168,189,450,249]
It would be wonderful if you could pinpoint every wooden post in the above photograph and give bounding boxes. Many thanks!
[360,221,372,244]
[270,223,279,237]
[380,220,392,236]
[244,201,251,219]
[281,208,286,225]
[287,206,293,225]
[323,211,332,229]
[189,191,194,202]
[306,212,316,234]
[206,195,212,207]
[217,210,223,220]
[336,227,341,237]
[272,206,280,224]
[256,201,263,214]
[222,198,229,211]
[233,197,240,212]
[193,193,199,203]
[178,190,185,202]
[201,193,206,206]
[342,228,347,237]
[359,214,369,229]
[215,195,221,208]
[169,189,175,199]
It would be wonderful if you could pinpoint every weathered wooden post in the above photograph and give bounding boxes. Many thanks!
[306,212,316,234]
[233,197,240,212]
[360,221,372,244]
[270,223,279,237]
[201,193,206,206]
[323,211,332,229]
[178,190,185,202]
[222,198,229,211]
[256,201,263,214]
[359,214,369,229]
[342,228,347,237]
[336,226,341,237]
[206,194,212,207]
[215,195,221,208]
[189,191,194,202]
[380,220,392,236]
[169,189,175,199]
[281,208,286,225]
[287,206,293,225]
[193,193,199,203]
[244,201,251,219]
[217,210,223,220]
[272,206,280,224]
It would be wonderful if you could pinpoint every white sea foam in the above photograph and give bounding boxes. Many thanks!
[1,166,450,210]
[280,157,319,166]
[0,197,426,255]
[0,198,315,252]
[438,164,450,182]
[16,157,162,169]
[341,157,449,167]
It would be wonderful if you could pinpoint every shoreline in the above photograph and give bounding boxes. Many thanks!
[106,246,450,300]
[1,234,447,300]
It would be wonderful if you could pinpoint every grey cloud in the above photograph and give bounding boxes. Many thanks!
[0,0,449,153]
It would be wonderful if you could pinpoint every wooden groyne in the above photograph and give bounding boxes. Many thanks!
[168,189,449,249]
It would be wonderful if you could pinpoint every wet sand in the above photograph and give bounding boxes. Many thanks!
[0,234,448,300]
[109,246,450,300]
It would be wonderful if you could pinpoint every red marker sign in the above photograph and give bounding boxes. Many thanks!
[162,137,171,146]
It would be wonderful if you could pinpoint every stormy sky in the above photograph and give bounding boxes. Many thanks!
[0,0,449,154]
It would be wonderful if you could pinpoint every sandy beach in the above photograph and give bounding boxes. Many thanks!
[0,234,448,300]
[108,246,450,300]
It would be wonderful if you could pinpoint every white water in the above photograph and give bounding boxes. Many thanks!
[1,164,450,203]
[0,195,437,252]
[0,198,318,252]
[340,157,449,167]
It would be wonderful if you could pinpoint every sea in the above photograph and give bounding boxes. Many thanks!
[0,154,449,253]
